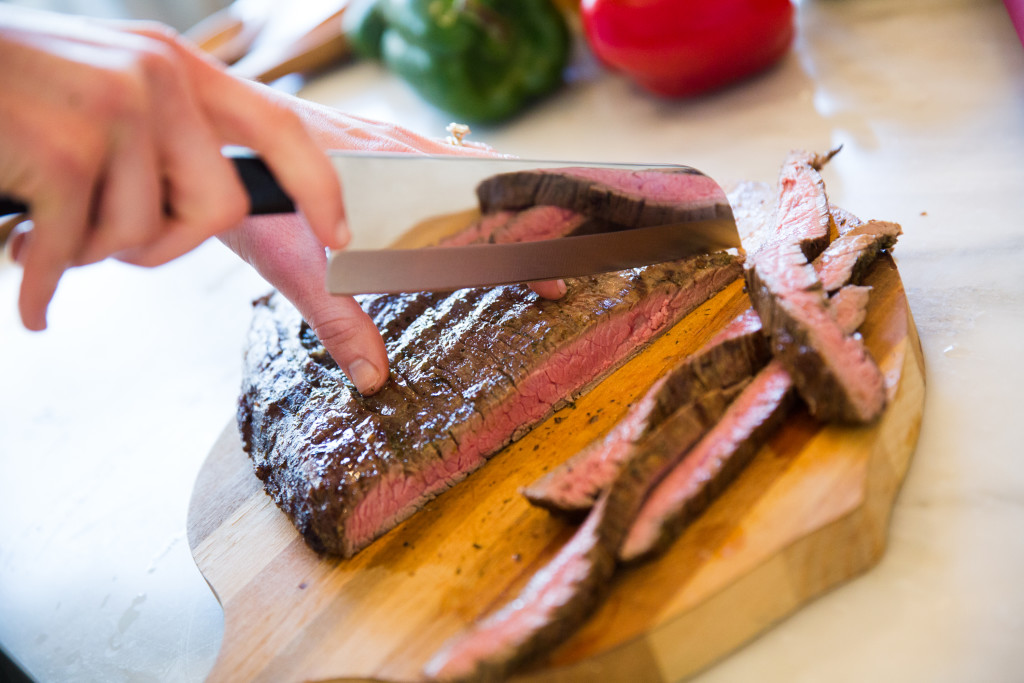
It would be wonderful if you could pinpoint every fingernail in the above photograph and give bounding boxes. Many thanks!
[346,358,381,395]
[556,279,567,297]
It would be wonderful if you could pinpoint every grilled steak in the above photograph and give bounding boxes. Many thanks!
[240,253,741,558]
[621,223,898,563]
[425,383,747,682]
[745,150,886,423]
[476,166,734,228]
[424,202,902,681]
[521,309,770,515]
[424,495,619,683]
[815,220,902,293]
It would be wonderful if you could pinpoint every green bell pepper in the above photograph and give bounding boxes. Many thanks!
[344,0,571,123]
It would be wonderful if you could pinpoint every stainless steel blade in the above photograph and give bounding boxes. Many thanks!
[325,152,739,295]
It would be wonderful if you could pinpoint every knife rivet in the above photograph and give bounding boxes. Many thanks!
[446,123,471,146]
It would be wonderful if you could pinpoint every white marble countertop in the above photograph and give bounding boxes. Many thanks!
[2,0,1023,681]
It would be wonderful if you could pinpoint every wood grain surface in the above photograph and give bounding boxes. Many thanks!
[187,253,924,683]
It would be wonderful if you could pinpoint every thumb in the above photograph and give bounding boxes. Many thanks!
[221,215,389,395]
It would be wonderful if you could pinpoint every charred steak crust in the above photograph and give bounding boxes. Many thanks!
[239,253,742,557]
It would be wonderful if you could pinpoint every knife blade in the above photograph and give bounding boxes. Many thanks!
[324,152,740,294]
[0,150,741,293]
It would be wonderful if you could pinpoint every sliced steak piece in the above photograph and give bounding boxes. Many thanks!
[239,252,742,557]
[620,359,796,564]
[525,207,899,518]
[815,220,902,293]
[423,495,618,683]
[521,309,770,515]
[476,166,734,228]
[831,205,864,237]
[620,228,898,562]
[745,150,886,423]
[770,149,838,261]
[424,382,747,682]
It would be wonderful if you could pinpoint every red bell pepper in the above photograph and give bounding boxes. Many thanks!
[580,0,796,97]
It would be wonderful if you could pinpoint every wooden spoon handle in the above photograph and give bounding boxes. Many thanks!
[229,8,351,83]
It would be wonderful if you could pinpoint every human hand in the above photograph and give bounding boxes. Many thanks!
[218,98,566,395]
[0,6,344,330]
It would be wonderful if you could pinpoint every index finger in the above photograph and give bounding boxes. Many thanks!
[191,63,346,248]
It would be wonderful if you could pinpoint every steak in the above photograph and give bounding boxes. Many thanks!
[424,383,747,682]
[620,223,898,563]
[424,210,901,680]
[475,166,735,228]
[520,309,770,515]
[745,150,886,423]
[424,495,618,683]
[239,252,741,557]
[525,213,899,548]
[815,220,902,293]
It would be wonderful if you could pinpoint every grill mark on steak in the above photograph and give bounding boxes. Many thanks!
[240,253,742,557]
[475,166,734,229]
[745,150,886,424]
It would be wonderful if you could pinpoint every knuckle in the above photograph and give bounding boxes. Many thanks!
[198,184,248,234]
[42,135,99,184]
[312,313,371,354]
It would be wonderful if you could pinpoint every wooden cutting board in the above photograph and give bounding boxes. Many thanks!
[187,254,924,682]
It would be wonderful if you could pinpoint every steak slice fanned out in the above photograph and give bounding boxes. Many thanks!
[745,150,886,423]
[425,206,903,680]
[475,166,734,228]
[815,220,902,293]
[520,309,770,515]
[239,252,742,557]
[620,222,899,563]
[424,383,747,682]
[423,496,618,683]
[519,193,901,517]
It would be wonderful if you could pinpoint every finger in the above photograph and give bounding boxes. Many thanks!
[528,279,568,300]
[201,77,347,249]
[76,115,162,266]
[115,41,248,267]
[136,30,347,250]
[17,186,94,330]
[221,214,389,395]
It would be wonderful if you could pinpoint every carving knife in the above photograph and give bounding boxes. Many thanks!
[0,150,741,292]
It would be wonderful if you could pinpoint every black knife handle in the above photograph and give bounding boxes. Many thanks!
[0,194,26,217]
[0,149,296,218]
